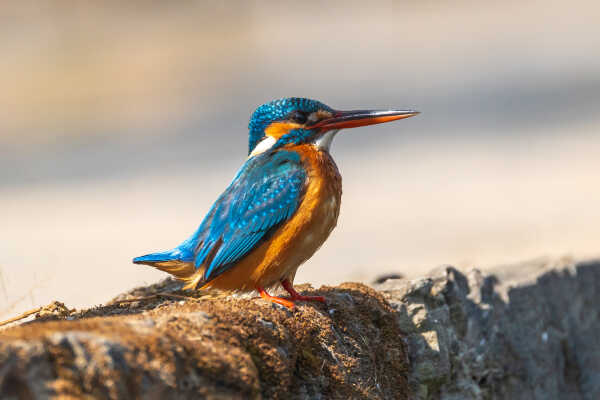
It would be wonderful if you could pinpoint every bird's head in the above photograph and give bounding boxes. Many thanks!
[247,97,418,156]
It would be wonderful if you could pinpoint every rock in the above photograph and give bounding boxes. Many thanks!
[377,257,600,400]
[2,257,600,399]
[0,283,409,399]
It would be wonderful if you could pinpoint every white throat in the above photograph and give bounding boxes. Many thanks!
[249,129,339,158]
[314,129,339,151]
[249,136,277,157]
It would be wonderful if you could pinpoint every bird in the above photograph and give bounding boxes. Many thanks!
[133,98,418,308]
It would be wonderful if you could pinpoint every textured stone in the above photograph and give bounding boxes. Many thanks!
[0,282,408,399]
[1,257,599,399]
[378,257,600,400]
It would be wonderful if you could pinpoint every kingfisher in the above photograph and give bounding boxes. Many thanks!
[133,98,418,308]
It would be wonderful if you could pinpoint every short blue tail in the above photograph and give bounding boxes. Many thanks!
[132,247,192,265]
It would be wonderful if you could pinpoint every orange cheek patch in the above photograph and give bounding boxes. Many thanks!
[264,122,303,139]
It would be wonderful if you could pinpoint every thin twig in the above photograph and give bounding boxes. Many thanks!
[111,294,160,304]
[0,306,42,327]
[0,273,50,317]
[111,292,202,305]
[159,293,202,301]
[0,292,201,327]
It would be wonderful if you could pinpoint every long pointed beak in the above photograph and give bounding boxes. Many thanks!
[311,109,419,131]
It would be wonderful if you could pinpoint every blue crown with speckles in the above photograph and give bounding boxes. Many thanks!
[247,98,332,154]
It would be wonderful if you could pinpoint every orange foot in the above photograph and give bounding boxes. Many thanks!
[281,279,326,303]
[256,286,295,309]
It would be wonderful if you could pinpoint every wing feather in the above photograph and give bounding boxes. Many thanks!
[182,150,307,283]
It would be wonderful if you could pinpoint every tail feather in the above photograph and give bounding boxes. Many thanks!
[133,251,174,264]
[133,248,196,280]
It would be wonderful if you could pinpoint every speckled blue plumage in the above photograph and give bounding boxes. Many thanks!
[272,129,315,150]
[248,97,332,154]
[134,150,307,282]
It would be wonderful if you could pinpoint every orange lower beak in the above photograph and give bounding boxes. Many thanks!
[311,109,419,131]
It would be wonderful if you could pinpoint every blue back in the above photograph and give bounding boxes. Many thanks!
[248,97,332,154]
[176,149,307,282]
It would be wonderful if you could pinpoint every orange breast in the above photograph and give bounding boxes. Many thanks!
[200,144,342,292]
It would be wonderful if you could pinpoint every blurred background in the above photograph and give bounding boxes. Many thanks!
[1,1,599,319]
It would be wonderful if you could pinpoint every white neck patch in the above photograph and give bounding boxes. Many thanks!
[314,130,339,151]
[249,135,277,157]
[250,129,339,157]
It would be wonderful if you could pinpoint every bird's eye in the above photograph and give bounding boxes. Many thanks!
[289,110,308,124]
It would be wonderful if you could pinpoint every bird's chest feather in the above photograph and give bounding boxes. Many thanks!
[206,145,342,290]
[297,148,341,242]
[246,145,341,281]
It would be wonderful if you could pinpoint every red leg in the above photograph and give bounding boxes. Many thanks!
[281,279,325,303]
[256,286,295,309]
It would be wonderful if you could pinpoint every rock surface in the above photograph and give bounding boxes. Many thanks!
[1,257,599,399]
[377,257,600,400]
[0,282,408,399]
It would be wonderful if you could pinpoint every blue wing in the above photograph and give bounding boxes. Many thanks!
[182,150,307,283]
